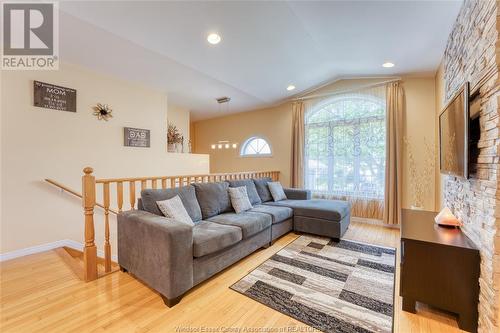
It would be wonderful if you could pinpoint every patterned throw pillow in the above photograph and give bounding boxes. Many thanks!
[228,186,253,214]
[156,195,195,226]
[268,182,287,202]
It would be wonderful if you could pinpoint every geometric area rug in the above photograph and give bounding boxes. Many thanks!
[230,235,396,333]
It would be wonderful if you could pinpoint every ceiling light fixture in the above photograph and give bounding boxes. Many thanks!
[382,62,395,68]
[210,141,238,150]
[207,33,221,45]
[287,85,296,91]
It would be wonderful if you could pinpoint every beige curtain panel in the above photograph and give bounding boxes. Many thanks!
[291,102,305,188]
[384,82,405,225]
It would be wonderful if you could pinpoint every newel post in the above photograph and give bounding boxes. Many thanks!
[82,167,98,282]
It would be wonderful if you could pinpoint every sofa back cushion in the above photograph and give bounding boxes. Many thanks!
[141,185,202,222]
[192,182,233,219]
[227,179,261,205]
[253,177,273,202]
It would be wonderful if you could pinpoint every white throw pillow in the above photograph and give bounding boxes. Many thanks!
[268,182,287,202]
[228,186,253,214]
[156,195,194,226]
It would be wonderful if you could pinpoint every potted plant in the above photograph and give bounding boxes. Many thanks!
[167,122,182,152]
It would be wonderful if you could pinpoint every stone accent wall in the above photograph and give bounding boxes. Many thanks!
[443,0,500,332]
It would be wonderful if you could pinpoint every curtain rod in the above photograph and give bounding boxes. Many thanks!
[291,78,401,102]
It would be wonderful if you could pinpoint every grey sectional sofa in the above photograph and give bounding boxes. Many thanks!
[117,177,350,307]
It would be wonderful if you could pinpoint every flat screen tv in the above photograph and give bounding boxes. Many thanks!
[439,82,469,178]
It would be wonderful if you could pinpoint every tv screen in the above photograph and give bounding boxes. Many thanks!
[439,82,469,178]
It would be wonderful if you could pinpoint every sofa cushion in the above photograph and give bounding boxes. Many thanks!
[264,199,350,222]
[192,182,232,219]
[253,177,273,202]
[250,205,293,224]
[207,212,272,239]
[227,179,261,205]
[141,186,202,222]
[192,221,242,257]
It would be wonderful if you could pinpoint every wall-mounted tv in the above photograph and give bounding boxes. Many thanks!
[439,82,470,179]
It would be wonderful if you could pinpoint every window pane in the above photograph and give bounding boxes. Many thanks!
[305,91,386,199]
[241,137,271,156]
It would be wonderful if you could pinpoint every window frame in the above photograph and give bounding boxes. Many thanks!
[239,136,273,158]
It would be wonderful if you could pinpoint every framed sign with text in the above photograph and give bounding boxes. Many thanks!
[33,81,77,112]
[124,127,150,148]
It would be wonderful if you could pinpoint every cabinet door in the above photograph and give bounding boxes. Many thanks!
[402,240,466,313]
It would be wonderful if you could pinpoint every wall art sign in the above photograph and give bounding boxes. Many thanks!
[33,80,76,112]
[124,127,150,148]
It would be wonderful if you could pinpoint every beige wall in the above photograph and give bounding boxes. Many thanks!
[1,63,209,254]
[168,103,191,149]
[402,77,437,210]
[194,77,437,210]
[194,102,293,186]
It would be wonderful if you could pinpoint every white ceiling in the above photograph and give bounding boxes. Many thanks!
[58,1,462,121]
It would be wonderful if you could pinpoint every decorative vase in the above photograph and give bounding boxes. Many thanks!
[411,205,424,211]
[167,143,176,153]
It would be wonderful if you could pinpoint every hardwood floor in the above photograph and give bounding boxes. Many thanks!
[1,222,465,332]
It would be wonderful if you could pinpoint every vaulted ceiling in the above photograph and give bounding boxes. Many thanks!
[59,1,462,120]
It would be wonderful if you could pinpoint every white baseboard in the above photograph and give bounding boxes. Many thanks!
[0,240,118,262]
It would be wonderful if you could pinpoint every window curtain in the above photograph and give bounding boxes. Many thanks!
[384,82,404,225]
[303,85,386,220]
[291,102,305,187]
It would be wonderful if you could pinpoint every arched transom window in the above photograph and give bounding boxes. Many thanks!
[240,136,272,157]
[305,88,386,199]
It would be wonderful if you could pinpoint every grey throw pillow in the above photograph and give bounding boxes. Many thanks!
[156,195,195,226]
[228,186,253,213]
[228,179,261,205]
[268,182,287,202]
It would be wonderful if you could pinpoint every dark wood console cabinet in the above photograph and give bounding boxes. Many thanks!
[400,209,480,332]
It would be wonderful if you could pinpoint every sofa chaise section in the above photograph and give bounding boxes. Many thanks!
[264,198,351,239]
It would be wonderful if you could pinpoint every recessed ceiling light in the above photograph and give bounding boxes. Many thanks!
[287,85,296,91]
[207,33,221,45]
[382,62,395,68]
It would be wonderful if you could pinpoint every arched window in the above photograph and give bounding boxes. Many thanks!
[305,88,386,199]
[240,136,272,157]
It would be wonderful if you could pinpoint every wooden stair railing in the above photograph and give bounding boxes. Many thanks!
[45,178,118,214]
[78,168,280,282]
